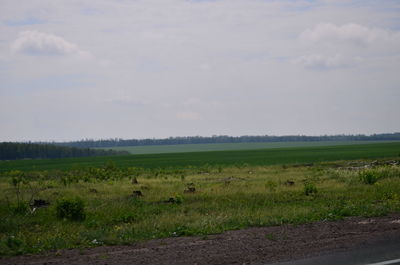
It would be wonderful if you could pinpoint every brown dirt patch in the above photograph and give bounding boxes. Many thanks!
[2,213,400,265]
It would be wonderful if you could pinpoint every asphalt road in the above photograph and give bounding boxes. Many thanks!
[267,237,400,265]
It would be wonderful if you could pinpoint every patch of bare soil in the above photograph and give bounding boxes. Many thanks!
[2,214,400,265]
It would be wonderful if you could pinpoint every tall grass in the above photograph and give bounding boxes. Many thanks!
[1,162,400,255]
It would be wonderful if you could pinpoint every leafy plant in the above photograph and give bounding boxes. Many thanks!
[303,181,318,196]
[359,169,379,184]
[55,197,86,221]
[6,170,49,214]
[9,170,26,208]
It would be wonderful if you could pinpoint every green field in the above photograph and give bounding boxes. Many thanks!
[97,140,400,154]
[1,142,400,255]
[1,142,400,172]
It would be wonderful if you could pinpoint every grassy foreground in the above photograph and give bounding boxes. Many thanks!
[1,142,400,172]
[1,159,400,255]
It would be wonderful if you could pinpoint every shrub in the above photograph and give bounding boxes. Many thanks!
[359,169,379,184]
[265,180,277,192]
[55,197,86,221]
[304,181,318,196]
[174,194,183,204]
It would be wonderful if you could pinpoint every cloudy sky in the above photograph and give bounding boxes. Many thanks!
[1,0,399,141]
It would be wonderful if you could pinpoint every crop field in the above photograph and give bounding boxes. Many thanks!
[97,140,400,155]
[1,142,400,173]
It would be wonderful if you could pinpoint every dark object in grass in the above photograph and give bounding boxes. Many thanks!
[292,163,314,168]
[165,198,176,203]
[285,180,295,186]
[184,187,196,193]
[184,183,196,193]
[131,177,138,184]
[164,195,183,204]
[89,188,98,193]
[31,199,50,208]
[132,190,143,197]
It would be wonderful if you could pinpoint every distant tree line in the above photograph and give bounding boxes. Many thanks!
[53,133,400,148]
[0,142,129,160]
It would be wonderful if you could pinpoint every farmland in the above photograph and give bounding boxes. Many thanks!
[1,141,400,173]
[0,142,400,256]
[97,140,400,155]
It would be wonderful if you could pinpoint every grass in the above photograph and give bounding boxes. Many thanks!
[1,142,400,172]
[1,159,400,255]
[1,142,400,255]
[96,140,400,155]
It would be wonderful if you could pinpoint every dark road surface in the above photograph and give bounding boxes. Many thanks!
[268,236,400,265]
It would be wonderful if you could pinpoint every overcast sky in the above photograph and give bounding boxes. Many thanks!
[1,0,399,141]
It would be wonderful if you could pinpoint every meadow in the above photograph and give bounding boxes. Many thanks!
[1,142,400,255]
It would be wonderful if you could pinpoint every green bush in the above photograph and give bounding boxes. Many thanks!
[174,194,183,204]
[359,169,379,184]
[304,181,318,196]
[55,197,86,221]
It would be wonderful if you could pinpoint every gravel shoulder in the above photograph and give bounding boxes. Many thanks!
[2,213,400,265]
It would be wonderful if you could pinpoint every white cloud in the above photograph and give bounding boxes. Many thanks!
[294,54,351,69]
[297,23,400,69]
[11,31,90,57]
[1,0,400,140]
[176,111,201,121]
[300,23,400,47]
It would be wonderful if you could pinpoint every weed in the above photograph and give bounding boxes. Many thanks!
[303,181,318,196]
[55,197,86,221]
[265,180,277,192]
[359,169,379,184]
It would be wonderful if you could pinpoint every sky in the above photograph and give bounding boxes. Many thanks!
[1,0,400,142]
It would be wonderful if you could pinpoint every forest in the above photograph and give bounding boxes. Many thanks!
[54,133,400,148]
[0,142,128,160]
